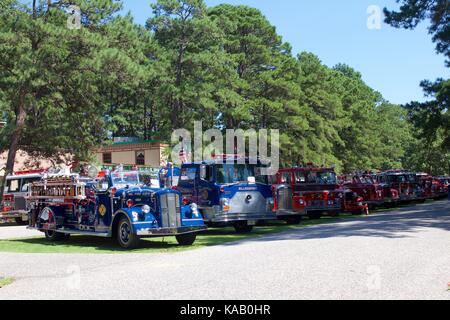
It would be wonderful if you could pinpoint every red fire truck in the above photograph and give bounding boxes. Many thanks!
[1,170,45,224]
[270,176,307,225]
[275,165,367,219]
[433,176,449,199]
[341,173,400,208]
[375,170,425,203]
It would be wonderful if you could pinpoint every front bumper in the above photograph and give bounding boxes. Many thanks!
[201,208,277,223]
[0,210,28,220]
[135,225,207,237]
[306,205,341,212]
[276,208,307,217]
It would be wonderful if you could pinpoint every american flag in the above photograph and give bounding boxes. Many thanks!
[179,145,188,164]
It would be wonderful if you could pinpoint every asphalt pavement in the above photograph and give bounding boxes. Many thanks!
[0,200,449,300]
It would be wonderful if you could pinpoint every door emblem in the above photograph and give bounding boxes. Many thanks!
[99,204,107,217]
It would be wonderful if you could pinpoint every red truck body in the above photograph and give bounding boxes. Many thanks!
[274,165,367,219]
[340,174,400,208]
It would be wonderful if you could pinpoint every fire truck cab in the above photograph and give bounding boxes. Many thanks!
[1,170,44,224]
[277,165,343,219]
[434,176,449,199]
[376,170,425,203]
[270,173,306,225]
[278,165,369,218]
[176,155,277,233]
[342,173,400,208]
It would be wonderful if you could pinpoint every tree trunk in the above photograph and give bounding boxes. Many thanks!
[0,98,26,203]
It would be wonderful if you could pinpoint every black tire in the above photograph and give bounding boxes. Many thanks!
[233,221,254,234]
[44,230,67,241]
[285,216,301,225]
[15,218,28,225]
[328,211,340,217]
[176,233,197,246]
[307,212,322,220]
[116,216,140,249]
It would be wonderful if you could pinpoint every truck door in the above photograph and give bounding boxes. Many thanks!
[94,177,112,230]
[178,166,199,204]
[198,165,214,207]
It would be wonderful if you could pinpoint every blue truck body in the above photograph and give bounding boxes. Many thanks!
[176,156,277,233]
[27,170,206,248]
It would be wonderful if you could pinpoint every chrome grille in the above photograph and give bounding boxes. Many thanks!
[277,186,293,211]
[14,196,27,211]
[160,193,181,228]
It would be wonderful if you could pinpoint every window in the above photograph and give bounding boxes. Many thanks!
[95,177,110,191]
[280,172,291,184]
[103,153,112,164]
[294,171,306,183]
[180,167,197,181]
[6,179,20,193]
[135,151,145,166]
[216,164,260,184]
[304,171,337,185]
[21,178,40,192]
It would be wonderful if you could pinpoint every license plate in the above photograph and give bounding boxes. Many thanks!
[247,220,256,226]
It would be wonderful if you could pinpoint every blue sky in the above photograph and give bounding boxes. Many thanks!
[121,0,448,105]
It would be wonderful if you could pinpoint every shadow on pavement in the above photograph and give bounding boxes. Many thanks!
[221,200,450,245]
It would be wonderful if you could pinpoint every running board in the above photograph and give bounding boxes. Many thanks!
[28,227,110,237]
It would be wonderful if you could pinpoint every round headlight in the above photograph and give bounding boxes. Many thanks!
[142,205,151,214]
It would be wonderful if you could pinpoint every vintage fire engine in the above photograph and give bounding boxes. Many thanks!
[416,173,439,200]
[270,173,306,225]
[276,165,367,219]
[375,170,425,202]
[432,176,449,199]
[1,170,45,224]
[176,155,277,233]
[27,168,206,249]
[341,173,400,208]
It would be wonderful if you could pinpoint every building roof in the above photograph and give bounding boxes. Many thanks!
[98,140,168,152]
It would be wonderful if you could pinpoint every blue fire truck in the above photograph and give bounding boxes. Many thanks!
[176,155,277,233]
[27,168,206,249]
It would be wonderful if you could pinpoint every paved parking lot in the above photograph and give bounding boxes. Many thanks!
[0,200,449,300]
[0,224,41,240]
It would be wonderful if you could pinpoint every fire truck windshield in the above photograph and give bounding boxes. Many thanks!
[360,176,375,184]
[296,170,336,185]
[307,171,336,185]
[216,164,267,184]
[111,171,141,188]
[386,175,407,183]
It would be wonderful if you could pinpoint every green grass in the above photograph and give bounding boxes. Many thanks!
[0,203,424,255]
[0,277,15,288]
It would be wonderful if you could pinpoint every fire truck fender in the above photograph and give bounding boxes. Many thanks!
[111,210,135,237]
